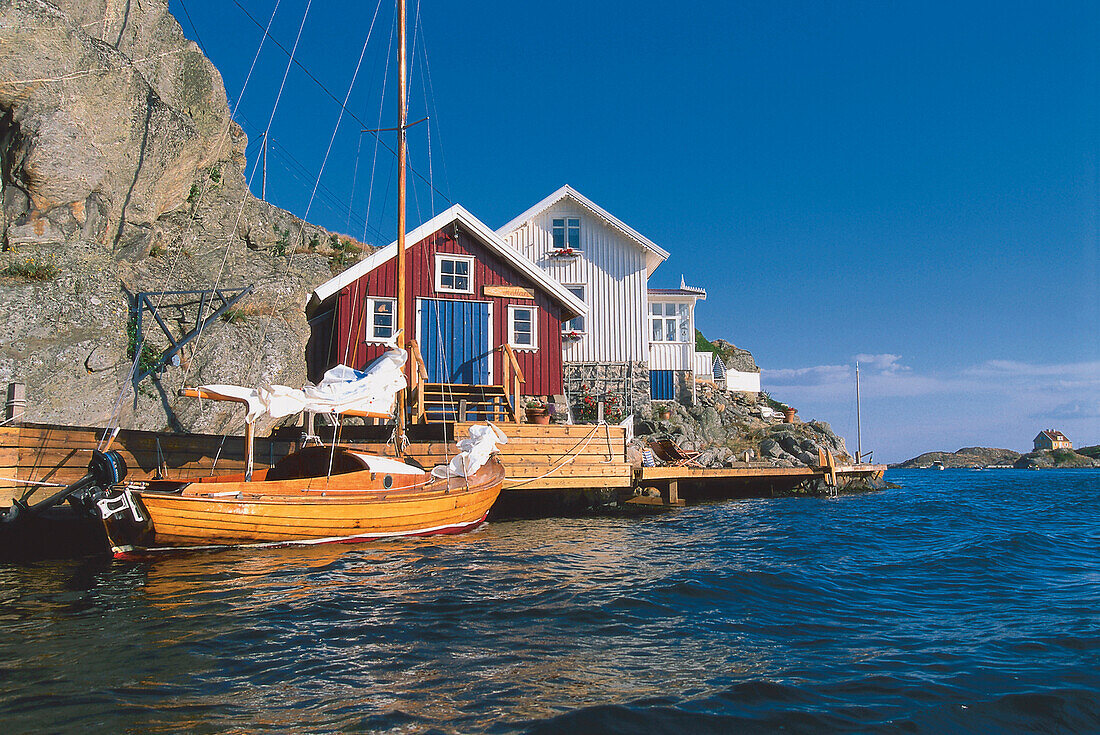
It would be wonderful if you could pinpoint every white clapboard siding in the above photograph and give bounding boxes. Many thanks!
[648,341,694,371]
[694,351,714,378]
[725,369,762,392]
[502,203,649,363]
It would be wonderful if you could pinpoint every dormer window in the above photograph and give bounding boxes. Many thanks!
[435,253,474,294]
[552,218,580,250]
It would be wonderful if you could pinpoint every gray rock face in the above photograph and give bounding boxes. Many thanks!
[630,380,851,470]
[0,0,370,435]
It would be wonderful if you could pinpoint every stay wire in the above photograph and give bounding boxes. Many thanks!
[229,0,451,204]
[100,0,284,446]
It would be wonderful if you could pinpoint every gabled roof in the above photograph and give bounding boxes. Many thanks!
[496,184,670,276]
[308,204,587,318]
[1037,430,1070,442]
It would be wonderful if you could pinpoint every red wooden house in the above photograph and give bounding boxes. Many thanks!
[307,205,586,401]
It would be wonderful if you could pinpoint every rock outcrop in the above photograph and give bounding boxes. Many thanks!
[0,0,369,434]
[1013,449,1100,470]
[631,380,850,470]
[892,447,1022,469]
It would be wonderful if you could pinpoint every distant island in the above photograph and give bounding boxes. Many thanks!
[892,445,1100,469]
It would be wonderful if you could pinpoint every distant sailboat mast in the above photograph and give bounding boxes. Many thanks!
[855,360,862,464]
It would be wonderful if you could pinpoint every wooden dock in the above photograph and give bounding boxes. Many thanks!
[634,463,887,504]
[2,420,883,519]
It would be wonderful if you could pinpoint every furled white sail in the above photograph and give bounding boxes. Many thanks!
[200,348,408,423]
[431,424,509,479]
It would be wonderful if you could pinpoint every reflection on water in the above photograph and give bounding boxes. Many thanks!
[2,470,1099,733]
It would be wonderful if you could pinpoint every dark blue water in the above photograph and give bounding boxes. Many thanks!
[1,469,1098,733]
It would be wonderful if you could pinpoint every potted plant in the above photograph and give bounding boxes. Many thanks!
[525,398,551,424]
[783,406,797,424]
[655,403,672,421]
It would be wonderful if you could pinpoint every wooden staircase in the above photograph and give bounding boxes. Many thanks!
[419,384,518,423]
[407,340,525,424]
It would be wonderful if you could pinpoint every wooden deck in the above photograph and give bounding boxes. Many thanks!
[635,463,887,504]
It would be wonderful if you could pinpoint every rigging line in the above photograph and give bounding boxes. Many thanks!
[363,9,395,244]
[174,0,210,55]
[263,142,391,245]
[347,129,364,233]
[416,9,452,209]
[178,0,306,393]
[228,0,451,205]
[133,0,282,405]
[302,0,382,223]
[411,2,437,217]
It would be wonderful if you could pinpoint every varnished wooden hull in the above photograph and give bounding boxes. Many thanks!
[101,454,504,556]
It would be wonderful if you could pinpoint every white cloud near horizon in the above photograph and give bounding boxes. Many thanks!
[761,355,1100,460]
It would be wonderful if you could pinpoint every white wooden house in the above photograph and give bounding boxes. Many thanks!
[498,185,669,413]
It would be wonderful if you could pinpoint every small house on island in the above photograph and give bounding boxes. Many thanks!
[307,205,586,418]
[1034,430,1072,451]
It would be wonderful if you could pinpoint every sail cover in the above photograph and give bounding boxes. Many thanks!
[431,423,509,479]
[200,348,408,423]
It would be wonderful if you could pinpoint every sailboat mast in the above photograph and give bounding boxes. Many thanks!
[395,0,408,440]
[855,360,862,463]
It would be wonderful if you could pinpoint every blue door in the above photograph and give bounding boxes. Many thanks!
[419,299,491,384]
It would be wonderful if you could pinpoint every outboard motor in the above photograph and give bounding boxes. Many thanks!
[2,449,127,524]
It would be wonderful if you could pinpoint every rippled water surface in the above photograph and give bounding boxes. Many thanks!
[2,469,1098,733]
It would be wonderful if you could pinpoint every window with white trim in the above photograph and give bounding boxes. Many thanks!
[508,305,538,350]
[364,297,396,342]
[563,285,585,333]
[650,302,689,342]
[435,253,474,293]
[551,217,580,250]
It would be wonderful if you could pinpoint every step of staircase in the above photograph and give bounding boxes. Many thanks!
[417,383,518,423]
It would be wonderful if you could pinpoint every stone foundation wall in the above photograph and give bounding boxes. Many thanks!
[563,361,650,422]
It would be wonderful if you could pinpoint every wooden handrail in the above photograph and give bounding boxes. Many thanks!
[501,343,525,384]
[407,339,428,423]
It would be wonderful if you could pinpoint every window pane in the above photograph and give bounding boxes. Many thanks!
[651,303,661,316]
[442,259,455,274]
[454,274,468,291]
[440,274,453,289]
[652,320,662,341]
[666,318,675,341]
[552,219,565,249]
[454,259,468,275]
[567,219,580,249]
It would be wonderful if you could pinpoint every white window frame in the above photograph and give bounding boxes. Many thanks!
[434,253,475,294]
[363,297,397,344]
[551,217,581,250]
[562,285,586,334]
[649,301,691,343]
[508,304,539,352]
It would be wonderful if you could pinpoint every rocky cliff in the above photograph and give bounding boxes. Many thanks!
[0,0,367,434]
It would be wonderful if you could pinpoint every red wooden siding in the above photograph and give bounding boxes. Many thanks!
[334,224,565,396]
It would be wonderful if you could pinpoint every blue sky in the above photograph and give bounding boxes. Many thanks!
[168,0,1099,461]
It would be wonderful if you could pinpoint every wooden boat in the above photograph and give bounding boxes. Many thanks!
[98,445,504,556]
